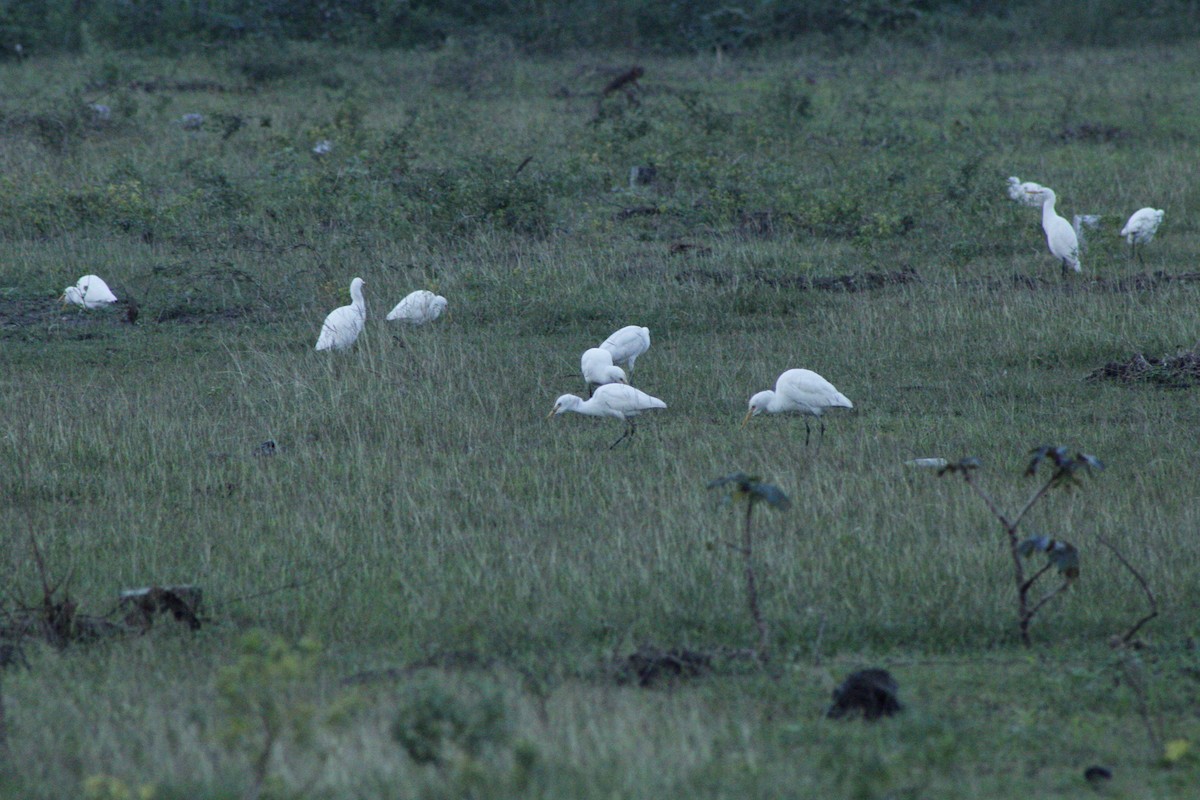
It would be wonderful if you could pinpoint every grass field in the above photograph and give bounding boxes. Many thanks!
[2,35,1199,798]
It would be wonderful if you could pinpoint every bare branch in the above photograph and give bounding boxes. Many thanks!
[1099,537,1159,644]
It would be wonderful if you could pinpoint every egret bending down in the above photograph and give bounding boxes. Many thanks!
[743,368,853,447]
[581,347,627,397]
[315,277,366,351]
[1028,187,1081,277]
[61,275,118,309]
[599,325,651,373]
[386,289,447,325]
[549,383,666,449]
[1119,207,1164,262]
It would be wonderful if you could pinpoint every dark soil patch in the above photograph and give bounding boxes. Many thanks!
[611,644,713,687]
[1087,349,1200,388]
[675,266,920,293]
[154,304,259,324]
[826,668,903,720]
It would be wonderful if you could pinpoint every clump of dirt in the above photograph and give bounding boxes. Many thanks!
[611,644,712,687]
[826,668,903,720]
[1088,349,1200,388]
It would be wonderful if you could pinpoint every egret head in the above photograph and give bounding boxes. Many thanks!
[742,391,773,426]
[430,295,448,317]
[548,394,582,418]
[605,366,628,385]
[61,286,82,307]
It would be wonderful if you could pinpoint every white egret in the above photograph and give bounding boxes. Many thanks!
[1028,187,1080,277]
[581,347,628,397]
[743,368,853,447]
[386,289,447,325]
[61,275,118,309]
[315,277,366,351]
[599,325,651,372]
[548,383,667,449]
[1007,176,1047,207]
[1119,207,1164,262]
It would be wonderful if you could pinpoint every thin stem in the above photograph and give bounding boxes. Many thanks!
[742,501,769,664]
[1099,537,1159,644]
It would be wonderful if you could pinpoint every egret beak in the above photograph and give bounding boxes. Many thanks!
[741,408,755,427]
[547,405,560,419]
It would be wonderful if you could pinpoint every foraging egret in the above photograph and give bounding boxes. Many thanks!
[581,347,628,397]
[599,325,651,372]
[315,277,366,351]
[386,290,447,325]
[1007,176,1047,207]
[1119,207,1164,262]
[1028,188,1081,277]
[548,383,667,449]
[61,275,118,309]
[743,368,853,447]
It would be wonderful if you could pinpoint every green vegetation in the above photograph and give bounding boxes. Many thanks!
[2,19,1200,798]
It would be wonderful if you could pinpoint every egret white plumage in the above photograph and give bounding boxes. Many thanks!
[1007,176,1048,207]
[599,325,651,373]
[581,347,628,397]
[315,277,366,351]
[548,383,667,449]
[386,289,447,325]
[743,368,853,447]
[1119,207,1164,262]
[1028,187,1081,277]
[61,275,118,309]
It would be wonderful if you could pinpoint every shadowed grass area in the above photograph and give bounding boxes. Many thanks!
[1,37,1199,799]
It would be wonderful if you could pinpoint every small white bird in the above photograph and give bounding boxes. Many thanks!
[61,275,118,309]
[1007,176,1048,207]
[599,325,651,373]
[315,277,366,351]
[1119,207,1164,262]
[743,368,854,447]
[1028,187,1081,277]
[386,290,447,325]
[581,347,628,397]
[548,383,667,449]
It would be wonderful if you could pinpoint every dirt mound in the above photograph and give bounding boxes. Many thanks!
[1088,349,1200,388]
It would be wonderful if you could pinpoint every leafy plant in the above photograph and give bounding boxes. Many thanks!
[707,472,791,663]
[937,446,1101,646]
[216,631,353,800]
[391,677,510,768]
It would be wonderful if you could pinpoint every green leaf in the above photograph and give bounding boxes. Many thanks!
[1017,535,1079,580]
[707,472,790,510]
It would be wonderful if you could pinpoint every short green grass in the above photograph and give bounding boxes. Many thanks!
[1,36,1199,799]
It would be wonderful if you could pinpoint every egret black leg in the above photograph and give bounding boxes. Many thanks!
[608,421,635,449]
[803,418,811,447]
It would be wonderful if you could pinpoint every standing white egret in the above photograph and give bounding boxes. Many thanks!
[61,275,118,309]
[315,277,366,351]
[743,368,853,447]
[1028,187,1081,277]
[599,325,651,373]
[548,383,667,449]
[386,289,447,325]
[1007,176,1048,207]
[581,347,628,397]
[1119,207,1164,262]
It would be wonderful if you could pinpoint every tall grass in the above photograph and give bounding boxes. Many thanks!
[1,39,1199,798]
